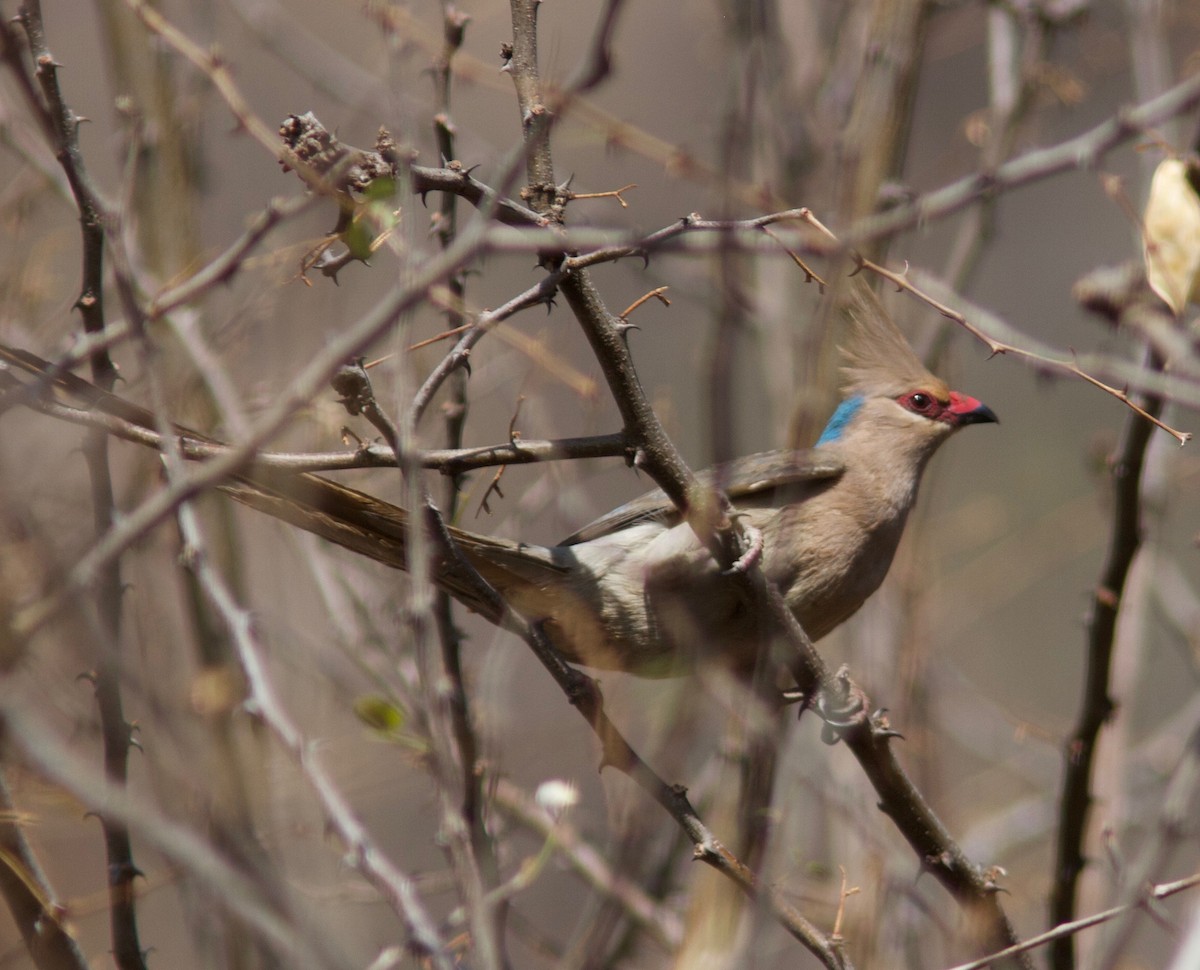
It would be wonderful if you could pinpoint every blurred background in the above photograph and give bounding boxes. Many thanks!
[1,0,1199,967]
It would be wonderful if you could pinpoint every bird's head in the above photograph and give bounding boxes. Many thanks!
[816,288,997,457]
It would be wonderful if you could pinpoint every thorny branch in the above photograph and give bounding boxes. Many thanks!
[499,1,1023,966]
[945,872,1200,970]
[1050,338,1168,965]
[171,491,456,970]
[6,4,146,966]
[0,697,353,970]
[3,2,1200,968]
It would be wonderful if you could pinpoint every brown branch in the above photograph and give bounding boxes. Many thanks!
[1049,343,1165,967]
[845,67,1200,249]
[169,491,456,970]
[12,4,146,967]
[795,209,1193,443]
[0,769,89,970]
[501,4,1025,965]
[0,353,628,474]
[8,211,494,643]
[412,162,546,227]
[0,699,353,970]
[427,10,504,952]
[491,777,684,950]
[525,625,848,966]
[619,286,670,320]
[946,872,1200,970]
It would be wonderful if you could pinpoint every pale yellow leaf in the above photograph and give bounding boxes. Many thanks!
[1143,158,1200,316]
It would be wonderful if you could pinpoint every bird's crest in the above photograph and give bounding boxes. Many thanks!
[839,286,947,399]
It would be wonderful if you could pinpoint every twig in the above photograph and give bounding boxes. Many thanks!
[9,211,494,642]
[12,4,147,966]
[618,286,670,321]
[491,777,684,950]
[170,492,456,970]
[0,769,89,970]
[845,68,1200,248]
[944,872,1200,970]
[337,360,506,970]
[796,209,1193,443]
[0,695,351,970]
[568,182,636,207]
[1049,344,1165,969]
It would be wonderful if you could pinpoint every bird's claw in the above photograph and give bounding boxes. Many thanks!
[722,526,764,575]
[817,664,871,744]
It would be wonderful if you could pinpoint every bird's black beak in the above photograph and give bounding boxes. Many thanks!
[947,392,998,427]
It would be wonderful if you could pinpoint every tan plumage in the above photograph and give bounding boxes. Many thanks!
[1,296,995,678]
[840,286,948,399]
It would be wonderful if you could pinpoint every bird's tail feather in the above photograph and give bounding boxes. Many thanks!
[0,342,562,621]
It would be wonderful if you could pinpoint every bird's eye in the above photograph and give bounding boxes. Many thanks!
[902,391,940,415]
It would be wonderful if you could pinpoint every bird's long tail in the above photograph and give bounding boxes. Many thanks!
[0,343,561,622]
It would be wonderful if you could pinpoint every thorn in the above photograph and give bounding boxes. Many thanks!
[982,865,1009,894]
[870,708,904,740]
[922,851,954,875]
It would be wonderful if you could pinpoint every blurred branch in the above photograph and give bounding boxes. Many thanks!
[0,366,629,473]
[829,0,928,255]
[8,209,495,642]
[147,193,318,319]
[946,871,1200,970]
[848,68,1200,248]
[1049,291,1170,968]
[336,361,507,970]
[0,695,353,970]
[939,5,1054,295]
[1092,717,1200,969]
[124,0,285,165]
[427,11,506,953]
[0,770,90,970]
[170,491,457,970]
[8,4,146,966]
[492,777,684,951]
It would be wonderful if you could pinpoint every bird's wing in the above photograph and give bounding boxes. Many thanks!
[560,450,845,545]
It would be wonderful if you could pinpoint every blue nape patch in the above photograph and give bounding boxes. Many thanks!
[816,395,864,445]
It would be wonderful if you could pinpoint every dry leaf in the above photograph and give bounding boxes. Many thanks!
[1143,158,1200,316]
